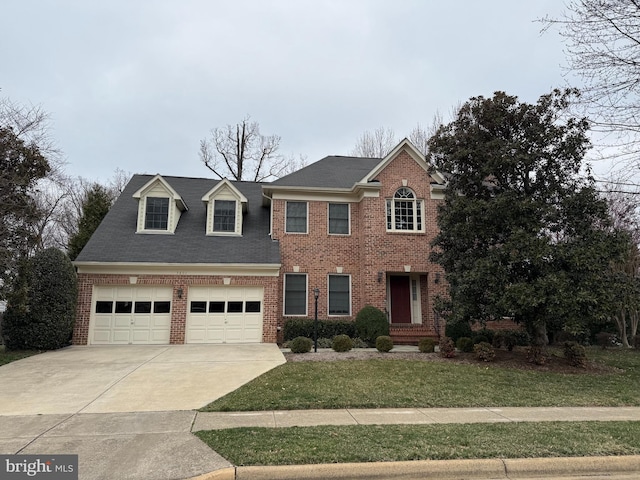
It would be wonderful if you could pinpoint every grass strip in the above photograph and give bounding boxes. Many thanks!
[195,421,640,466]
[202,349,640,411]
[0,348,40,366]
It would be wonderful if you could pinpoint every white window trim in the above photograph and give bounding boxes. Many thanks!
[209,198,242,236]
[327,274,351,317]
[285,201,308,234]
[386,189,425,233]
[139,196,173,234]
[327,203,351,236]
[283,273,308,316]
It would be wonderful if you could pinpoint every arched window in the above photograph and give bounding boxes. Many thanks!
[386,187,423,232]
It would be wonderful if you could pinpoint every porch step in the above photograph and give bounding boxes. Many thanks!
[389,325,437,346]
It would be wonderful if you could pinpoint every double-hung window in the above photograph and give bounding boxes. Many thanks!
[328,203,349,235]
[213,200,236,232]
[386,188,423,232]
[145,197,169,230]
[286,201,307,233]
[328,275,350,316]
[284,273,307,315]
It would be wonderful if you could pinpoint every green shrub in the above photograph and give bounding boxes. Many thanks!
[563,341,587,368]
[633,335,640,350]
[418,337,436,353]
[472,335,489,345]
[595,332,613,349]
[2,248,77,350]
[375,335,393,352]
[474,328,495,345]
[316,337,333,349]
[492,330,528,351]
[439,336,456,358]
[474,342,496,362]
[456,337,474,353]
[283,319,356,341]
[289,336,312,353]
[444,320,472,342]
[351,337,368,349]
[355,306,389,346]
[332,334,353,352]
[527,345,546,365]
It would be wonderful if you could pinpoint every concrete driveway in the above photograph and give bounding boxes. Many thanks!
[0,344,285,415]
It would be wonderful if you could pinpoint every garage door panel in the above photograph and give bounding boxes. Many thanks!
[91,287,172,345]
[186,286,264,344]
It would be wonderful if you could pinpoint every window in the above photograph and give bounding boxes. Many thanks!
[328,203,349,235]
[134,301,152,314]
[115,301,132,314]
[153,301,171,314]
[190,302,206,313]
[95,301,113,314]
[209,301,225,313]
[386,188,423,232]
[227,301,243,313]
[246,301,261,313]
[328,275,350,316]
[284,273,307,315]
[145,197,169,230]
[213,200,236,232]
[286,202,307,233]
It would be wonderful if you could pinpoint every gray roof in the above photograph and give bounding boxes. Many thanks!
[75,175,280,265]
[271,156,380,189]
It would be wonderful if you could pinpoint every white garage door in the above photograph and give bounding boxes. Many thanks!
[186,286,263,343]
[91,286,172,345]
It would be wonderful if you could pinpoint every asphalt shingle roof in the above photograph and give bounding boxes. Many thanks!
[271,156,381,189]
[75,175,280,265]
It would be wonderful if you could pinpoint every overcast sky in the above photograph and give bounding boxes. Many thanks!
[2,1,580,182]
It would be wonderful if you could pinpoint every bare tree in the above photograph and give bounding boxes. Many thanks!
[199,116,288,182]
[351,126,396,158]
[541,1,640,169]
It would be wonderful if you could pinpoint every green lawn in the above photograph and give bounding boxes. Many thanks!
[195,421,640,466]
[0,346,40,366]
[202,348,640,411]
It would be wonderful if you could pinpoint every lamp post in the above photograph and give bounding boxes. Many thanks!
[313,288,320,353]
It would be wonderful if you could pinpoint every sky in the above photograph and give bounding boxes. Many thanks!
[1,1,581,183]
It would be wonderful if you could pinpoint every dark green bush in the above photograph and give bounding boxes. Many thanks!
[474,328,495,344]
[456,337,474,353]
[2,248,77,350]
[418,337,436,353]
[633,335,640,350]
[351,337,368,349]
[527,345,546,365]
[444,320,472,342]
[375,335,393,353]
[332,334,353,352]
[283,318,356,342]
[354,305,389,346]
[563,341,587,368]
[595,332,613,349]
[439,336,456,358]
[492,330,528,351]
[472,335,489,345]
[474,342,496,362]
[316,337,333,349]
[289,336,313,353]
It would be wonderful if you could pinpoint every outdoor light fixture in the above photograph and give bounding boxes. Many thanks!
[377,271,383,283]
[435,273,440,284]
[313,288,320,353]
[177,288,183,299]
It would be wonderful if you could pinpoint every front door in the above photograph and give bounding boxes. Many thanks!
[390,276,411,323]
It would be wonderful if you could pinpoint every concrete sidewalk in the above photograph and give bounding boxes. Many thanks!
[192,406,640,430]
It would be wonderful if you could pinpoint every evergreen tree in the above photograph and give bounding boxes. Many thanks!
[67,184,112,260]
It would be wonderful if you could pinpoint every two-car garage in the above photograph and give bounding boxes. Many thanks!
[90,285,264,345]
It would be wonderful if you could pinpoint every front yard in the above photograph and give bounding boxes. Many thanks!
[202,347,640,411]
[197,347,640,466]
[0,346,40,366]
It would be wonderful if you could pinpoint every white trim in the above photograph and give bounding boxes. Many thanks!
[74,262,281,277]
[132,174,188,211]
[386,188,426,233]
[200,178,248,203]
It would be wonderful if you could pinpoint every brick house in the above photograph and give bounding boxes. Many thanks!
[73,139,448,345]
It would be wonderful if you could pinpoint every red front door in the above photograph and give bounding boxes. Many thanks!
[390,276,411,324]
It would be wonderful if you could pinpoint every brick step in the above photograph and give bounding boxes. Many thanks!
[389,325,438,346]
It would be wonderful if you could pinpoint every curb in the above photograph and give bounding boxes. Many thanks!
[188,455,640,480]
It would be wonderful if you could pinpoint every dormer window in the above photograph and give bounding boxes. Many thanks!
[213,200,236,232]
[145,197,169,230]
[133,175,188,234]
[202,179,247,236]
